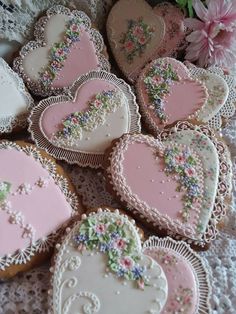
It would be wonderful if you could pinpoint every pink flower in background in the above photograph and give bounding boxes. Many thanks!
[184,0,236,67]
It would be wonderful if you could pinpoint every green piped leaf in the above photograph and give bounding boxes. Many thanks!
[0,182,11,202]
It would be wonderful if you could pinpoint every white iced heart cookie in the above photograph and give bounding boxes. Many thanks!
[13,5,110,96]
[0,58,34,133]
[186,64,229,123]
[50,209,168,314]
[29,71,141,168]
[185,62,236,129]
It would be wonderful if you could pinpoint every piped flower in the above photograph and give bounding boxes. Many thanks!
[120,256,134,270]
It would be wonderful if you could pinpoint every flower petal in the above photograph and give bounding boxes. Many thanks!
[184,18,204,30]
[208,0,236,30]
[186,30,202,43]
[193,0,208,21]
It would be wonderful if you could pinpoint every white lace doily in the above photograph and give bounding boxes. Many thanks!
[1,1,236,314]
[0,0,115,44]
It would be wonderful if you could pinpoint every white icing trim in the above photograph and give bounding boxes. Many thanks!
[0,141,82,271]
[13,5,110,97]
[143,236,211,314]
[0,58,34,134]
[28,70,141,168]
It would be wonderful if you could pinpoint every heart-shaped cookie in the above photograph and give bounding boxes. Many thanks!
[143,237,211,314]
[13,5,110,96]
[106,122,232,245]
[154,2,186,57]
[107,0,165,82]
[136,58,208,135]
[50,209,168,314]
[185,62,230,125]
[0,58,34,134]
[0,141,82,276]
[29,71,141,168]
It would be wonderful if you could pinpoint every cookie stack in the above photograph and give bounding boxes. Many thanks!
[0,2,235,313]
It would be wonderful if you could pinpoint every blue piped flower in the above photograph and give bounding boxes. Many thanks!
[132,266,145,279]
[74,234,88,244]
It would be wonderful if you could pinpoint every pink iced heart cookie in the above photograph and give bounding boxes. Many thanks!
[0,141,82,277]
[106,0,165,82]
[50,209,168,314]
[136,58,208,135]
[143,237,211,314]
[13,5,110,96]
[29,71,141,168]
[106,123,232,246]
[154,2,186,57]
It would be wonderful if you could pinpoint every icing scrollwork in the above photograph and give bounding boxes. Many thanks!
[63,292,100,314]
[57,256,100,313]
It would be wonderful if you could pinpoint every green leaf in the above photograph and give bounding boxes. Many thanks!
[0,182,11,202]
[175,0,188,9]
[187,0,194,17]
[110,263,118,272]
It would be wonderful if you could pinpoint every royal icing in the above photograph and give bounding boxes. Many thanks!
[143,237,211,314]
[13,5,110,96]
[119,17,155,63]
[106,123,231,245]
[154,3,186,58]
[0,141,81,271]
[187,66,229,123]
[107,0,165,81]
[0,58,34,133]
[29,71,141,168]
[136,58,208,133]
[50,209,168,314]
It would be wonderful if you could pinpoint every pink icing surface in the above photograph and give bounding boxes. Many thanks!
[145,248,198,314]
[122,142,185,220]
[51,29,99,88]
[41,79,115,138]
[0,148,72,256]
[161,80,206,124]
[154,3,185,57]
